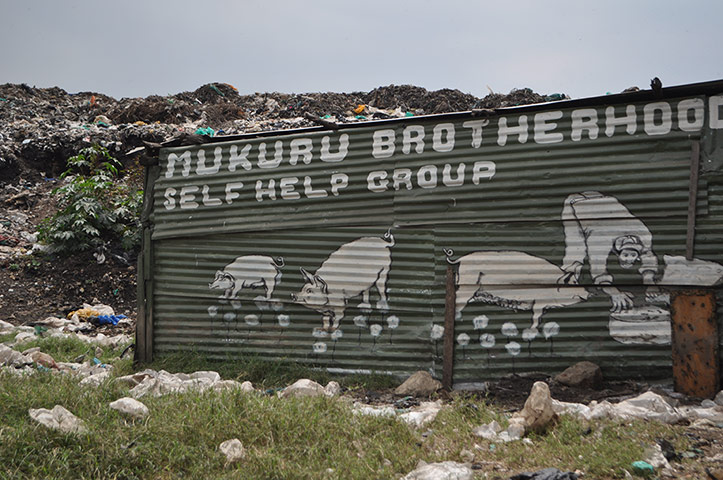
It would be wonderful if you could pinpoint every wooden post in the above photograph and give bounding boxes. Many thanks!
[442,265,456,391]
[686,140,700,260]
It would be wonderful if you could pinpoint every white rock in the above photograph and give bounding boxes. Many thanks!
[65,322,93,333]
[79,371,111,387]
[499,420,525,442]
[400,460,473,480]
[35,317,72,329]
[352,403,396,418]
[614,392,684,424]
[110,397,149,419]
[116,369,156,387]
[589,400,616,420]
[190,371,221,383]
[512,381,557,433]
[127,369,233,398]
[130,370,186,398]
[399,401,443,428]
[644,444,671,470]
[279,379,325,398]
[552,399,592,420]
[3,365,34,376]
[473,420,502,440]
[714,390,723,407]
[0,344,33,367]
[213,380,255,393]
[14,331,36,344]
[219,438,245,464]
[213,379,242,392]
[0,319,15,332]
[75,333,131,348]
[701,399,717,408]
[239,380,255,392]
[28,405,87,434]
[324,381,341,397]
[679,405,723,423]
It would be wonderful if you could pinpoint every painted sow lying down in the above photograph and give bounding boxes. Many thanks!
[446,250,590,337]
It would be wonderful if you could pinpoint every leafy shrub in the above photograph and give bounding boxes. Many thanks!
[38,145,143,255]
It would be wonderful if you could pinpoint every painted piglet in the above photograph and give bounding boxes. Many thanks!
[292,231,394,331]
[209,255,284,306]
[446,250,589,338]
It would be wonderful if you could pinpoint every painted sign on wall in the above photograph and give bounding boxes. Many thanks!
[145,91,723,381]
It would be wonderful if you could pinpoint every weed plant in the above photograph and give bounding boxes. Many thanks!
[38,145,143,255]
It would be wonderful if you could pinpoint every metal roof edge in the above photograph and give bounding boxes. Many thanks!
[158,78,723,147]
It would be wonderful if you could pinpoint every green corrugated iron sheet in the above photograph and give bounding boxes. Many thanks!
[144,92,723,383]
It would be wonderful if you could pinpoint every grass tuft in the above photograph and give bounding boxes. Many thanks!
[0,336,702,479]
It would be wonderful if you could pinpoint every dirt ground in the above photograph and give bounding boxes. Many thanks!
[0,179,136,331]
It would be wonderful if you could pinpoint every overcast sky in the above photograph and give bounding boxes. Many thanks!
[2,0,722,100]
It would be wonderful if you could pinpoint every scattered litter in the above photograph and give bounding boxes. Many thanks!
[194,126,215,137]
[509,468,578,480]
[630,461,654,475]
[92,314,127,326]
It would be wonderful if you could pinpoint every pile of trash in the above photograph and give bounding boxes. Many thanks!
[0,208,40,263]
[0,82,567,179]
[0,301,133,378]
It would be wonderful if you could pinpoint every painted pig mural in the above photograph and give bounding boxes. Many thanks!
[446,250,589,337]
[209,255,284,305]
[292,231,394,331]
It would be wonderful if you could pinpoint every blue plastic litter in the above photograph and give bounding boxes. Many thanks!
[92,357,101,365]
[194,127,215,137]
[95,314,127,326]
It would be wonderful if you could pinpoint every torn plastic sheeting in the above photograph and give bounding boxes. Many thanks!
[509,468,578,480]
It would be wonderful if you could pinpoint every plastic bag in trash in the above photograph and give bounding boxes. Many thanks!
[509,468,578,480]
[93,314,127,326]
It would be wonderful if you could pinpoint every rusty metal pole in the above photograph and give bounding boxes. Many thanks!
[442,265,456,391]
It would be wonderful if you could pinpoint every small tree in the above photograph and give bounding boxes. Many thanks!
[38,145,143,255]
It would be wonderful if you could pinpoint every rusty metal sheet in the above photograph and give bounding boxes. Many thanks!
[671,291,719,398]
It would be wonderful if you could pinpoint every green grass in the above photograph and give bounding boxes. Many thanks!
[0,337,702,479]
[145,350,398,391]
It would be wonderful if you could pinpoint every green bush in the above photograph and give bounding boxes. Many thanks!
[38,145,143,255]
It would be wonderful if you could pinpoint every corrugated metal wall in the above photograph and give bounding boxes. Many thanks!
[140,90,723,384]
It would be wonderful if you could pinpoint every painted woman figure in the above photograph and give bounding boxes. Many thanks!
[558,191,659,312]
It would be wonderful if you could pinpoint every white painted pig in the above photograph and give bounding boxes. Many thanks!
[209,255,284,305]
[446,250,589,337]
[292,231,394,331]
